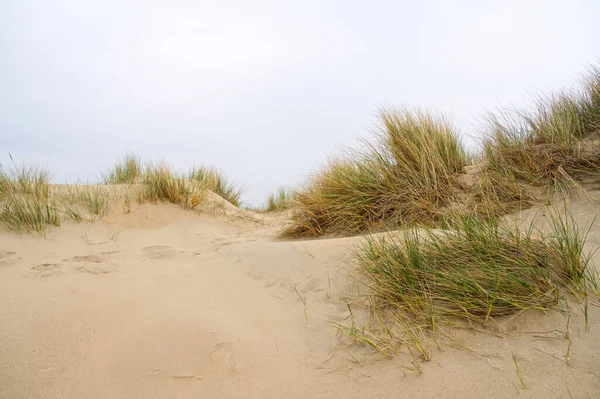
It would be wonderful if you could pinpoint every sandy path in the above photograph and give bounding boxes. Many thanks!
[1,202,599,398]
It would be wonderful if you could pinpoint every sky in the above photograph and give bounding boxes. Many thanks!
[1,0,599,205]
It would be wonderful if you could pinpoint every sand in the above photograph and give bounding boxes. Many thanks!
[1,196,600,398]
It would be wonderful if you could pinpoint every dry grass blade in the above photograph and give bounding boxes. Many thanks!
[512,354,527,389]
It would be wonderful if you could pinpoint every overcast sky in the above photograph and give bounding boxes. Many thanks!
[1,0,599,205]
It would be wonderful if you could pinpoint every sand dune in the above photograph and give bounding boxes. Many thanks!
[1,192,599,399]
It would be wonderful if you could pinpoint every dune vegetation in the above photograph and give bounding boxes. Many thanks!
[101,155,245,209]
[188,166,243,207]
[354,211,594,338]
[102,155,243,207]
[485,67,600,188]
[58,184,111,222]
[136,163,207,210]
[0,162,123,234]
[471,67,600,215]
[260,187,296,212]
[0,155,243,235]
[0,163,60,234]
[282,109,467,237]
[102,153,144,184]
[283,67,600,238]
[241,187,297,213]
[332,212,598,361]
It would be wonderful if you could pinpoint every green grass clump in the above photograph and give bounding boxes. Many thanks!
[467,165,535,219]
[0,164,50,198]
[479,66,600,214]
[264,187,296,212]
[140,163,206,209]
[58,185,111,222]
[78,186,109,217]
[0,164,59,234]
[0,194,60,234]
[0,156,242,236]
[189,166,242,207]
[284,108,467,237]
[357,213,595,331]
[101,156,243,210]
[103,153,144,184]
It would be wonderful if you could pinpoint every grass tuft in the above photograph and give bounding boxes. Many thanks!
[103,153,144,184]
[1,155,242,235]
[0,194,60,234]
[477,66,600,216]
[0,163,59,234]
[140,163,207,209]
[283,108,467,237]
[189,166,242,207]
[0,163,50,198]
[264,187,296,212]
[58,185,111,222]
[355,211,595,334]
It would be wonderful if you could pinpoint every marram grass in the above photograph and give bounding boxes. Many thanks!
[264,187,296,212]
[284,65,600,237]
[189,166,242,207]
[341,211,597,359]
[58,185,111,222]
[0,164,59,234]
[0,156,243,235]
[102,153,144,184]
[478,65,600,215]
[140,163,207,210]
[0,193,60,234]
[284,108,467,237]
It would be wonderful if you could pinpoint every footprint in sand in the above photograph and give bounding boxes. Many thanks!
[208,237,240,252]
[247,270,265,281]
[210,237,235,245]
[29,263,63,278]
[64,253,119,275]
[0,250,21,266]
[300,277,322,293]
[65,254,103,263]
[75,263,119,275]
[142,245,182,260]
[264,279,277,288]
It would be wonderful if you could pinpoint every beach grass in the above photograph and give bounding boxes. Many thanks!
[0,164,59,234]
[341,209,597,359]
[283,108,467,237]
[102,153,144,184]
[477,66,600,215]
[188,166,242,207]
[140,163,207,210]
[264,187,296,212]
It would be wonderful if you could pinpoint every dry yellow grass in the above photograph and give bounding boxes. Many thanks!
[474,66,600,215]
[283,108,467,237]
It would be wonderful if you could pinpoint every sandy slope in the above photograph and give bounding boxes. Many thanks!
[1,198,600,398]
